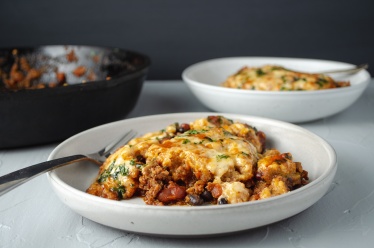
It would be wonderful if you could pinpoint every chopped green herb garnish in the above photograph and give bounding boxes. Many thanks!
[316,78,328,87]
[185,129,199,135]
[281,76,287,83]
[216,154,230,161]
[186,130,199,135]
[112,164,129,179]
[256,69,265,76]
[194,140,204,145]
[183,139,190,144]
[97,161,116,183]
[223,130,232,136]
[112,185,126,199]
[97,161,130,183]
[185,129,208,135]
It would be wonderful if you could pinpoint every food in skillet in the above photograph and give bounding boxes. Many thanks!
[86,116,309,206]
[222,65,350,91]
[0,49,97,90]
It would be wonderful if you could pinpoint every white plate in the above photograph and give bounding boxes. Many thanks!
[182,57,371,123]
[47,112,337,236]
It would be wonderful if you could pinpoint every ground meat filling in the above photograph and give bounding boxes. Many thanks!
[139,162,171,205]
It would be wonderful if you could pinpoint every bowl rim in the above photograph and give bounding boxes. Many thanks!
[0,45,151,94]
[182,56,371,96]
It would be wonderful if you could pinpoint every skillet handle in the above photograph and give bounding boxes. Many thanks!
[0,155,87,197]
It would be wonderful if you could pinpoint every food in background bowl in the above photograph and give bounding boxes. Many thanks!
[86,115,309,206]
[182,57,371,123]
[222,65,350,91]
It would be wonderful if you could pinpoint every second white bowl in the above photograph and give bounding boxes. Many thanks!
[182,57,371,123]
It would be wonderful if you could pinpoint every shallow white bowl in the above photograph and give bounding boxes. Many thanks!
[182,57,371,123]
[47,113,337,237]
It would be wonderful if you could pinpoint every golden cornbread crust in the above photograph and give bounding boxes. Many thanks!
[222,65,350,91]
[86,116,309,206]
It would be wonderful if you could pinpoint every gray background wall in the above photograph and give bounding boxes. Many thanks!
[1,0,373,79]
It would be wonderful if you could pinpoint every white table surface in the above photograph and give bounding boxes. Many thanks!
[1,80,374,248]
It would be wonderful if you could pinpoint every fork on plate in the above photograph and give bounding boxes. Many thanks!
[0,129,137,196]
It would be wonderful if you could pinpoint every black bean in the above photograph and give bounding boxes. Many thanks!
[200,190,214,202]
[188,194,204,206]
[136,155,146,164]
[218,197,228,205]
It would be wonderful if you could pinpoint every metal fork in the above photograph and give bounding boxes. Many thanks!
[0,129,137,196]
[313,63,368,75]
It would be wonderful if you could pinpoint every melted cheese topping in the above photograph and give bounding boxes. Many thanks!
[222,65,350,91]
[146,126,258,183]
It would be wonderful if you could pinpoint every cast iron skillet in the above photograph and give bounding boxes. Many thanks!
[0,45,150,149]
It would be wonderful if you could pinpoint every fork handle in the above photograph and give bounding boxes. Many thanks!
[0,155,87,197]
